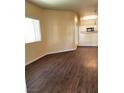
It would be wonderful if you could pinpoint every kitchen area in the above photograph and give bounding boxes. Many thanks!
[78,15,98,46]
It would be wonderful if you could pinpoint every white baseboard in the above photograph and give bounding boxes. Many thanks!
[47,48,77,55]
[25,47,77,66]
[78,45,98,46]
[25,54,47,66]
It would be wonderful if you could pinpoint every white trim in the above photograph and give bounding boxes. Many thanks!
[78,44,98,46]
[25,48,77,66]
[25,54,47,66]
[47,48,77,55]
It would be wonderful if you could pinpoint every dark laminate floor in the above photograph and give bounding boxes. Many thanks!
[26,47,98,93]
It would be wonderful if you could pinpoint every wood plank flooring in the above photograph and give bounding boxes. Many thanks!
[26,47,98,93]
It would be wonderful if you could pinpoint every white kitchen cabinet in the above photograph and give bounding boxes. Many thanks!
[79,31,98,46]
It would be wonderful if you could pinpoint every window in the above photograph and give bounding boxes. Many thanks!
[25,17,41,43]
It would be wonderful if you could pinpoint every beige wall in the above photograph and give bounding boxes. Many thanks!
[25,1,78,65]
[44,10,77,53]
[74,16,79,46]
[25,1,47,65]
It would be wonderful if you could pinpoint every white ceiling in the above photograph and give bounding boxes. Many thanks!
[28,0,98,16]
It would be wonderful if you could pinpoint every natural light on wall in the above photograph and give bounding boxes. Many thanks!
[80,15,97,20]
[25,17,41,43]
[74,16,78,23]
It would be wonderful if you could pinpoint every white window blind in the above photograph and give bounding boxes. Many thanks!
[25,17,41,43]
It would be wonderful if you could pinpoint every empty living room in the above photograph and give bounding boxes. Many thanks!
[25,0,98,93]
[1,0,124,93]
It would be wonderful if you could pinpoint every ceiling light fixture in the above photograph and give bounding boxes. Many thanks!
[81,15,97,20]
